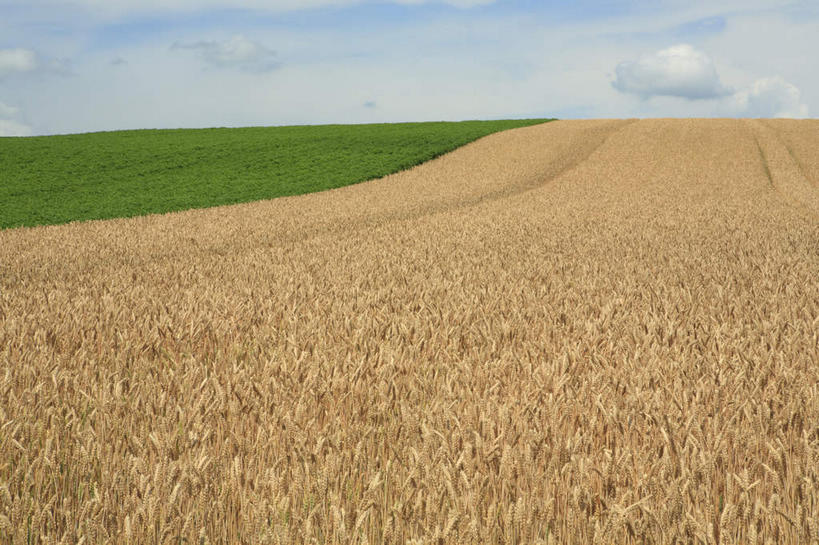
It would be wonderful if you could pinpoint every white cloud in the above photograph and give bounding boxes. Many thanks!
[0,118,33,137]
[1,2,815,134]
[0,100,19,117]
[612,44,732,100]
[732,76,809,118]
[0,47,73,79]
[0,48,38,78]
[172,35,279,72]
[0,98,32,136]
[610,40,812,118]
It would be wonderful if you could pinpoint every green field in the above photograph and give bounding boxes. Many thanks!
[0,119,553,229]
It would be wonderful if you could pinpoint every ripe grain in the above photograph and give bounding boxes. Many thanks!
[1,119,818,544]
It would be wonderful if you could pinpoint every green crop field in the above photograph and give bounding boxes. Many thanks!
[0,119,553,229]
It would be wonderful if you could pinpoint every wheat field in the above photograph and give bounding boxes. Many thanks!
[1,118,818,544]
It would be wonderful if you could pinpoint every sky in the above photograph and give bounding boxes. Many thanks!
[0,0,815,135]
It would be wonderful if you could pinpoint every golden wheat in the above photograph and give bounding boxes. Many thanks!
[1,119,819,544]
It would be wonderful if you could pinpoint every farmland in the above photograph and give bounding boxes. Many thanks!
[1,118,819,544]
[0,119,551,229]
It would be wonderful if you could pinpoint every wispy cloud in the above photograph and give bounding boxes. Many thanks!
[0,118,32,137]
[4,0,499,23]
[0,99,32,136]
[0,48,38,78]
[0,100,20,118]
[0,47,73,79]
[171,35,279,72]
[394,0,495,7]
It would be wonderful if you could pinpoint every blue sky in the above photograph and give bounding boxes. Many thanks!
[0,0,815,135]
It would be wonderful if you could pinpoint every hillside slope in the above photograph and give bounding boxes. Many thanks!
[1,119,818,544]
[0,119,551,229]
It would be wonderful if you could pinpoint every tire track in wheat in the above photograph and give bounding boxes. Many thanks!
[747,119,819,216]
[760,119,819,190]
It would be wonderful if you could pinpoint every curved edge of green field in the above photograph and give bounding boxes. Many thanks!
[0,118,555,230]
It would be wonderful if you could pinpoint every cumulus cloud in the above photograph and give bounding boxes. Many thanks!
[732,76,809,118]
[0,48,39,78]
[612,44,732,100]
[612,44,811,118]
[172,35,279,72]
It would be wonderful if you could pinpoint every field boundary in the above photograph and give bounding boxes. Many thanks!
[279,119,639,248]
[0,119,554,230]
